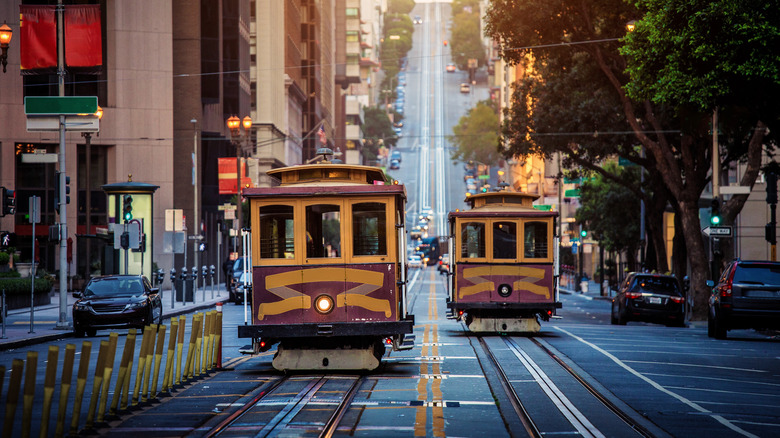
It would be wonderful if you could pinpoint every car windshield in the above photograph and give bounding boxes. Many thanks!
[733,264,780,285]
[632,276,680,295]
[85,277,144,297]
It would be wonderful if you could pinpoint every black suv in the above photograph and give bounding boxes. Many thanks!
[708,259,780,339]
[611,273,686,327]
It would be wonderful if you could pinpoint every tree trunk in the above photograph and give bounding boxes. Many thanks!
[679,198,710,320]
[672,210,688,280]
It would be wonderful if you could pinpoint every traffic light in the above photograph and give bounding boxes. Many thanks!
[1,187,15,216]
[767,171,778,205]
[712,237,722,257]
[580,229,587,238]
[765,222,776,245]
[123,195,133,222]
[710,199,721,225]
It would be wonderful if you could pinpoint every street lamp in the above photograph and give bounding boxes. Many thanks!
[0,21,13,73]
[226,115,252,253]
[83,106,103,280]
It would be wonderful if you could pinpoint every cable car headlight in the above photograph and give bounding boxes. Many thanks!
[498,284,512,297]
[315,294,335,314]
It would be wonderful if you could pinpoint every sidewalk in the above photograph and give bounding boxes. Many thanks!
[0,284,230,351]
[559,278,614,301]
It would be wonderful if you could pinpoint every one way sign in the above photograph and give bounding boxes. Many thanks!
[703,226,732,237]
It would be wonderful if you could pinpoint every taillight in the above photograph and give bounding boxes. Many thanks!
[721,268,736,297]
[670,296,684,303]
[626,292,642,299]
[385,338,393,345]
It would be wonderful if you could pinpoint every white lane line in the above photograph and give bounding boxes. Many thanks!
[555,326,760,438]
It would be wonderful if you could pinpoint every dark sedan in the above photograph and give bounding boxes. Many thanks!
[611,273,686,327]
[73,275,163,337]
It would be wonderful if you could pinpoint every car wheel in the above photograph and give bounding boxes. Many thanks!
[617,308,628,325]
[610,303,618,325]
[86,328,97,337]
[74,325,86,338]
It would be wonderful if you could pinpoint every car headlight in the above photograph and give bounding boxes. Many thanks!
[74,302,90,311]
[125,300,147,310]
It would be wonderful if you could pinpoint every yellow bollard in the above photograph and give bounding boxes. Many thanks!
[84,340,108,430]
[4,359,24,438]
[196,313,205,376]
[150,324,167,399]
[215,311,223,370]
[21,350,38,438]
[203,310,214,374]
[69,342,92,435]
[175,315,186,386]
[142,324,158,402]
[132,326,151,406]
[162,318,178,392]
[54,344,75,438]
[191,314,203,378]
[110,330,137,415]
[96,333,118,423]
[121,331,137,411]
[40,346,60,438]
[184,315,198,380]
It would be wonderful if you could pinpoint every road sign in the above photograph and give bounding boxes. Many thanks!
[703,226,732,237]
[24,96,98,115]
[26,115,100,132]
[218,204,237,211]
[564,189,580,197]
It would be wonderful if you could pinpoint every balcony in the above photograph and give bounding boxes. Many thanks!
[345,124,362,140]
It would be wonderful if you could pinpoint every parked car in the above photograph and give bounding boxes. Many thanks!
[611,273,686,327]
[460,83,470,93]
[73,275,163,337]
[420,206,434,221]
[228,256,251,301]
[410,225,423,240]
[390,150,402,163]
[408,254,423,269]
[233,271,253,305]
[708,259,780,339]
[446,63,457,73]
[414,15,422,24]
[389,159,400,170]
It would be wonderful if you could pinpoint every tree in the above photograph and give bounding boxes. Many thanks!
[450,9,485,70]
[575,162,641,272]
[450,99,501,165]
[381,14,413,86]
[388,0,415,14]
[485,0,778,320]
[363,106,398,156]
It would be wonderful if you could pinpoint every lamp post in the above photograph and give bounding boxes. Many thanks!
[227,115,252,254]
[0,21,12,73]
[83,106,103,280]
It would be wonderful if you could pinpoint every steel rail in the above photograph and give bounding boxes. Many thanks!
[529,337,655,438]
[204,375,289,437]
[319,376,365,438]
[478,336,542,438]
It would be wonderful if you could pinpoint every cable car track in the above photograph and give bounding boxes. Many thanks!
[479,335,655,438]
[204,374,365,437]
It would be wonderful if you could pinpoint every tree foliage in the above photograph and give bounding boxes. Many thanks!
[363,106,398,154]
[450,5,485,69]
[380,14,413,84]
[575,162,641,260]
[450,99,500,165]
[388,0,415,14]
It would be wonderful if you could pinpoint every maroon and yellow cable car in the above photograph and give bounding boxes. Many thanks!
[237,154,414,371]
[447,190,561,332]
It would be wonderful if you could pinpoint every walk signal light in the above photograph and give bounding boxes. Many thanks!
[1,187,15,216]
[123,195,133,222]
[710,199,721,225]
[580,229,587,238]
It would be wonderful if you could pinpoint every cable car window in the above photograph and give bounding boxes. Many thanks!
[524,221,548,258]
[352,202,387,256]
[306,204,341,258]
[461,222,485,258]
[259,205,294,259]
[493,222,517,259]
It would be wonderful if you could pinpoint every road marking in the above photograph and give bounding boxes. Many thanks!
[555,326,760,438]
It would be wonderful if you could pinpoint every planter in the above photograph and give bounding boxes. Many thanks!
[2,289,52,310]
[16,262,36,278]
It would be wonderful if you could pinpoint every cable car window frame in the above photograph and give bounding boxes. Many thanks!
[303,200,345,264]
[521,218,553,262]
[492,220,518,261]
[459,221,487,261]
[253,199,302,266]
[257,204,296,260]
[350,198,391,260]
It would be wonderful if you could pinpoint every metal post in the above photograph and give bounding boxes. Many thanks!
[84,132,92,282]
[55,0,70,330]
[169,268,176,309]
[30,216,36,334]
[192,120,199,302]
[210,265,215,299]
[123,223,129,275]
[1,289,6,339]
[202,266,207,302]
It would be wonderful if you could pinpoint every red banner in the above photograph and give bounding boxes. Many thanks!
[218,158,252,195]
[64,5,103,68]
[19,6,57,71]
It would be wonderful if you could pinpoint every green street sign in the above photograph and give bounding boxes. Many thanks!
[24,96,98,115]
[534,205,553,211]
[477,174,490,180]
[563,177,582,184]
[564,189,580,197]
